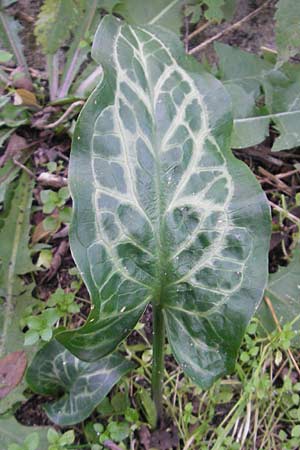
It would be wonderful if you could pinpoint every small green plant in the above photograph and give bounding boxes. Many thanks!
[23,287,81,344]
[40,187,71,232]
[47,429,75,450]
[84,390,140,448]
[47,288,81,318]
[24,308,60,345]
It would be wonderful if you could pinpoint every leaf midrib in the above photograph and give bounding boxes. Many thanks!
[130,27,169,306]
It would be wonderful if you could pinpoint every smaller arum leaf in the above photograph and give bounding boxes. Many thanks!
[214,42,272,148]
[258,245,300,346]
[216,42,300,151]
[275,0,300,64]
[262,65,300,152]
[26,340,134,426]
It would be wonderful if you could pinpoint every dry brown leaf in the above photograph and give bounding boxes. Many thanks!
[0,133,27,167]
[14,88,39,108]
[45,240,69,281]
[0,351,27,399]
[32,215,60,244]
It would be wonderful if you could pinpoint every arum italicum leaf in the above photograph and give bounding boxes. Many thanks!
[26,340,134,426]
[57,15,271,388]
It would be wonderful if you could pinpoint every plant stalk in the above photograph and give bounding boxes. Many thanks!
[151,303,165,426]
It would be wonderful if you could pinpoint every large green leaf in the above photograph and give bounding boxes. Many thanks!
[258,245,300,346]
[58,16,270,388]
[26,340,134,426]
[0,416,48,449]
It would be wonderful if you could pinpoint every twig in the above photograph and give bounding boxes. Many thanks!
[103,441,123,450]
[183,434,196,450]
[44,100,84,129]
[13,158,35,178]
[241,401,252,447]
[259,167,292,195]
[188,0,273,55]
[269,201,300,225]
[187,21,210,41]
[276,168,300,179]
[264,296,300,377]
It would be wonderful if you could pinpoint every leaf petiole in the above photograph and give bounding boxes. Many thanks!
[151,303,165,426]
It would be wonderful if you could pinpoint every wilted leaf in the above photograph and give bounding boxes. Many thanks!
[32,217,58,244]
[258,245,300,346]
[14,89,39,108]
[0,351,26,399]
[58,16,270,389]
[0,132,27,167]
[26,340,134,425]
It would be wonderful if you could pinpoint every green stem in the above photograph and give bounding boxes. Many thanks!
[151,303,165,426]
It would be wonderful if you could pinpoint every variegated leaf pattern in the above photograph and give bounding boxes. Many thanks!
[26,340,134,426]
[57,16,271,388]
